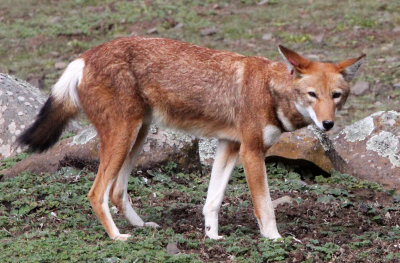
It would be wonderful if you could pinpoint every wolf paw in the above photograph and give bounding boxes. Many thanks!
[207,234,224,240]
[113,233,131,241]
[264,232,282,241]
[144,222,160,228]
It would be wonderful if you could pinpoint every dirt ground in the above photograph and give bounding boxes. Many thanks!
[152,189,399,262]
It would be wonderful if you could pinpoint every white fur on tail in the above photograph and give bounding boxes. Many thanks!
[52,58,85,107]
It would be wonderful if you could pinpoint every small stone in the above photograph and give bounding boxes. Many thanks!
[393,26,400,33]
[351,80,370,96]
[146,27,158,34]
[166,242,180,255]
[393,83,400,89]
[307,54,320,61]
[49,16,61,24]
[312,34,324,44]
[55,62,67,70]
[262,33,273,41]
[272,196,292,208]
[173,23,184,30]
[200,27,218,36]
[385,212,391,219]
[49,51,60,57]
[381,43,393,52]
[257,0,269,5]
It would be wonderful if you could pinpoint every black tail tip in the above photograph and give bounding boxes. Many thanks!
[17,96,66,153]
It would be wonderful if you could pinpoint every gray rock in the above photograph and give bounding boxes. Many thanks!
[166,242,180,255]
[0,74,46,159]
[257,0,269,5]
[307,54,321,61]
[334,111,400,190]
[262,33,273,41]
[173,23,184,30]
[55,62,67,70]
[312,34,324,45]
[146,27,158,34]
[267,111,400,192]
[351,80,370,96]
[2,124,204,179]
[0,74,80,159]
[200,27,218,36]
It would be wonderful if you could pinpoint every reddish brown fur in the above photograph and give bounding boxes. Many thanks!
[41,36,364,240]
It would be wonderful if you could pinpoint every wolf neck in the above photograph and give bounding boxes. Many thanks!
[274,100,311,132]
[268,63,311,132]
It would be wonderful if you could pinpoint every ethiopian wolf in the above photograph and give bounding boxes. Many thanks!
[19,36,364,241]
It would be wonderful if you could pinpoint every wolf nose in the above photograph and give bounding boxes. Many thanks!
[322,120,334,131]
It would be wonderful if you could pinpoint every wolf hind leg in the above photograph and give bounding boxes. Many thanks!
[88,119,145,241]
[109,123,160,229]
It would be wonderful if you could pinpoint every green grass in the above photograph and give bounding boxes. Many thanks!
[1,162,399,262]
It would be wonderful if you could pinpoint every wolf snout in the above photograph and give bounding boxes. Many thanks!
[322,120,334,131]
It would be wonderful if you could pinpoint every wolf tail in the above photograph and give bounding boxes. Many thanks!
[18,59,85,152]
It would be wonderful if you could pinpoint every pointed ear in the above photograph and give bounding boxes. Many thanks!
[336,54,366,82]
[278,45,311,76]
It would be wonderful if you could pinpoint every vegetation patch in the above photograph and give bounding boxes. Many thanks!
[1,161,399,262]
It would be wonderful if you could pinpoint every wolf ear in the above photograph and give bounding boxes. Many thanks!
[278,45,311,77]
[336,54,366,82]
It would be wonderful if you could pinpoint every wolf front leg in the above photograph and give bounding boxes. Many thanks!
[203,140,240,239]
[240,144,281,240]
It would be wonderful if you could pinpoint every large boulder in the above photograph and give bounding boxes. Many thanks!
[334,111,400,189]
[268,111,400,191]
[0,74,80,159]
[266,127,334,173]
[2,126,202,180]
[0,74,46,159]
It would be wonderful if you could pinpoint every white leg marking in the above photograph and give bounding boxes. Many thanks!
[52,58,84,107]
[203,140,238,240]
[112,125,160,228]
[257,166,281,240]
[114,157,145,227]
[262,125,281,147]
[102,179,123,239]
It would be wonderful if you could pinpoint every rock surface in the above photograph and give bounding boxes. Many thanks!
[0,74,46,159]
[0,74,81,159]
[266,127,333,173]
[350,80,370,96]
[268,111,400,191]
[2,126,202,180]
[334,111,400,190]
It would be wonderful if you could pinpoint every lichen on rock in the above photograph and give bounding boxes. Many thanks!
[341,116,375,142]
[70,127,97,145]
[366,131,400,168]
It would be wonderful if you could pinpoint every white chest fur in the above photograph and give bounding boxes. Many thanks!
[262,125,282,147]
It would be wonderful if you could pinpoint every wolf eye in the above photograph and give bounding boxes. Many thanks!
[308,91,317,98]
[332,92,342,99]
